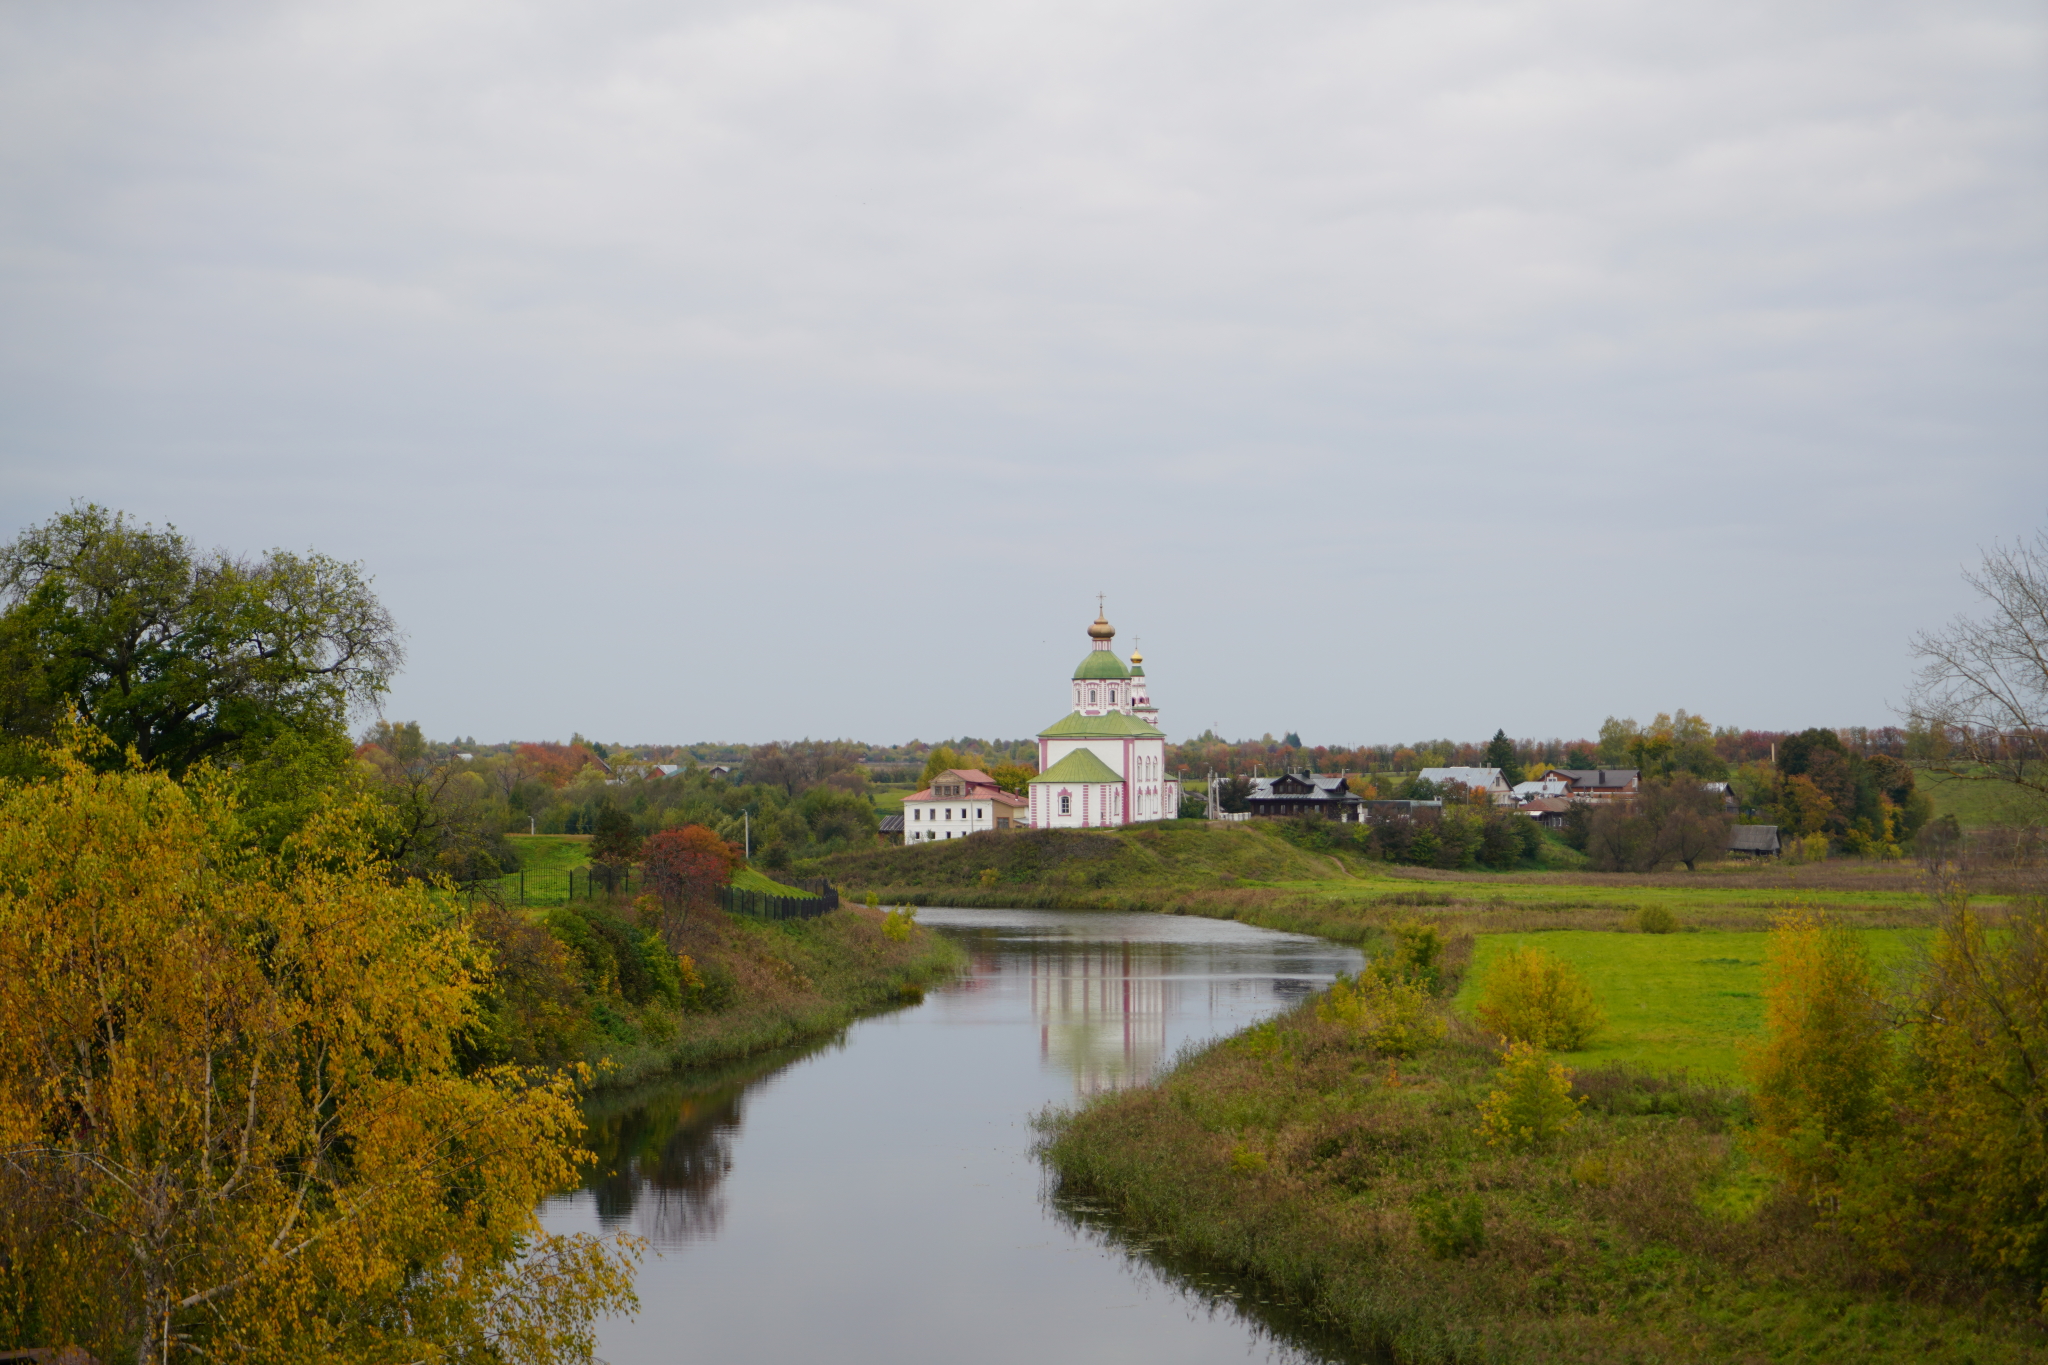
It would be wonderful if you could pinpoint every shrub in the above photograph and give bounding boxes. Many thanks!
[1476,946,1607,1050]
[1316,973,1446,1057]
[1477,1040,1584,1150]
[1370,919,1443,992]
[980,866,999,888]
[882,904,918,942]
[1635,905,1677,934]
[1414,1192,1487,1258]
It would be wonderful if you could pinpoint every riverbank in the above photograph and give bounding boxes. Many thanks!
[1039,985,2044,1363]
[816,824,1984,949]
[476,894,965,1093]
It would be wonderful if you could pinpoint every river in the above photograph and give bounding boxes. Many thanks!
[540,906,1367,1364]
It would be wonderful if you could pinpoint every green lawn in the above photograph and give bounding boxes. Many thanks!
[1918,767,2048,829]
[1451,928,1932,1077]
[867,781,917,815]
[501,834,590,906]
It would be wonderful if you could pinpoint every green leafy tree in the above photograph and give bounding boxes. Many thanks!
[920,746,971,786]
[0,504,402,777]
[589,800,642,868]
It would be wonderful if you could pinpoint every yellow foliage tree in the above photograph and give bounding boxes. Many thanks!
[0,746,640,1362]
[1475,947,1606,1050]
[1840,875,2048,1293]
[1477,1041,1583,1151]
[1743,908,1891,1201]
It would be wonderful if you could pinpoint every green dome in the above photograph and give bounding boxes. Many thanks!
[1073,650,1131,681]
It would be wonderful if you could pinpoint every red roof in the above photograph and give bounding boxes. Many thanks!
[906,782,1027,807]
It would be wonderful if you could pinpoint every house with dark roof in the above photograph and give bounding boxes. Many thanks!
[1246,772,1364,821]
[1541,769,1641,802]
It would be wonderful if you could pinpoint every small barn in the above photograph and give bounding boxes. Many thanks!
[1729,825,1781,857]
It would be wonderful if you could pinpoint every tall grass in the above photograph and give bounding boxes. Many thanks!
[1040,993,2042,1363]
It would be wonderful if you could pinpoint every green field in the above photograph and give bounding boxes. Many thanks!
[1451,928,1932,1077]
[1918,767,2048,829]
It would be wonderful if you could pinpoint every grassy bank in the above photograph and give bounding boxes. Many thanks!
[815,823,1992,950]
[1040,986,2043,1363]
[476,860,963,1091]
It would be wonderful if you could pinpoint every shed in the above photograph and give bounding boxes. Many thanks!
[1729,825,1781,857]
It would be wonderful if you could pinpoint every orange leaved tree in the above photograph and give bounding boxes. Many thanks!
[0,745,640,1363]
[641,824,744,938]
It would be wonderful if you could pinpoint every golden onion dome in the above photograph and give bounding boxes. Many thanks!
[1130,649,1143,664]
[1088,614,1115,641]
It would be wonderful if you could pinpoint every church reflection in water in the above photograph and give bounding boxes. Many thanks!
[1025,943,1177,1095]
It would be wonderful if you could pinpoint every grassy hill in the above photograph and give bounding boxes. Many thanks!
[812,821,1359,905]
[1918,767,2048,829]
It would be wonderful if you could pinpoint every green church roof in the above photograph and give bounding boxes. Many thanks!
[1028,748,1125,784]
[1072,650,1131,681]
[1037,710,1166,739]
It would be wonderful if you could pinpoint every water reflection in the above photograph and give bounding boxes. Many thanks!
[542,908,1365,1365]
[576,1041,836,1247]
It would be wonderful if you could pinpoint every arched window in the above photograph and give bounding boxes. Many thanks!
[1089,689,1097,705]
[1059,793,1071,815]
[1109,689,1116,704]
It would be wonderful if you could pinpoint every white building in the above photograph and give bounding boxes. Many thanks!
[1417,766,1516,805]
[1027,610,1179,828]
[903,769,1026,842]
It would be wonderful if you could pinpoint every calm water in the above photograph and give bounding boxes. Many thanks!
[541,907,1366,1364]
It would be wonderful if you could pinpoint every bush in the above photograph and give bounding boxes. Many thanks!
[1635,905,1677,934]
[1476,946,1606,1050]
[1477,1039,1585,1150]
[1315,973,1446,1057]
[1414,1192,1487,1258]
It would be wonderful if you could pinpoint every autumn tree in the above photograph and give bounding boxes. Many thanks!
[0,503,402,778]
[1907,526,2048,803]
[1744,909,1893,1200]
[0,743,639,1362]
[642,825,743,939]
[1857,879,2048,1283]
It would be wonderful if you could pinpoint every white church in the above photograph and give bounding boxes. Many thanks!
[1025,609,1179,828]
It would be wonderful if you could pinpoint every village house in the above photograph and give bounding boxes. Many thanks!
[1542,768,1641,802]
[903,769,1026,842]
[1417,766,1516,805]
[1246,772,1366,821]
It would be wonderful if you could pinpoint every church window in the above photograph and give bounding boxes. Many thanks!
[1059,794,1071,815]
[1109,690,1116,704]
[1089,689,1097,705]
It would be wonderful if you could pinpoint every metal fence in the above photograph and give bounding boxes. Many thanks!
[566,866,638,900]
[720,878,841,920]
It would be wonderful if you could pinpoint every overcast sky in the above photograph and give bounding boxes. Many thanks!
[2,0,2043,748]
